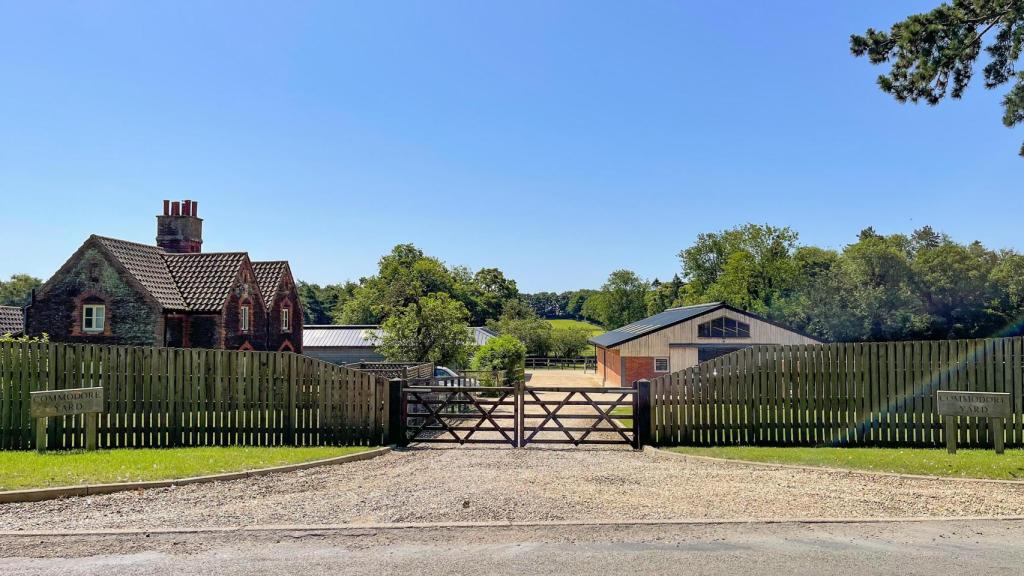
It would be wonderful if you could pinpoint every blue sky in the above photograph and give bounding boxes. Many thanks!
[1,1,1020,293]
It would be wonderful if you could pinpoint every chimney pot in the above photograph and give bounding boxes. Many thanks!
[183,200,192,216]
[171,201,180,216]
[163,200,170,215]
[192,201,198,216]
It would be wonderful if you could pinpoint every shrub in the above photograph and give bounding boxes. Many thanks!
[471,334,526,383]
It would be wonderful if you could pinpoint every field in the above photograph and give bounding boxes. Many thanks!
[0,446,373,490]
[668,446,1024,480]
[545,319,604,357]
[546,318,604,335]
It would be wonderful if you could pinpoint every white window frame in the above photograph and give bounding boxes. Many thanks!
[281,306,291,332]
[82,304,105,333]
[654,357,670,373]
[240,304,250,333]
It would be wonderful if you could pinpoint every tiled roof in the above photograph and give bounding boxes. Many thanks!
[164,252,248,312]
[252,261,289,307]
[0,306,24,336]
[93,236,188,310]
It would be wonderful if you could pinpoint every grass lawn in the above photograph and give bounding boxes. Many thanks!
[667,446,1024,480]
[611,407,632,428]
[0,446,374,491]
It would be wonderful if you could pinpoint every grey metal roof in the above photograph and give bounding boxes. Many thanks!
[471,326,497,346]
[589,303,725,349]
[303,325,381,348]
[303,325,498,349]
[0,306,24,336]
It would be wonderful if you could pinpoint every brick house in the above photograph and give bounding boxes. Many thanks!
[589,302,819,386]
[25,200,302,352]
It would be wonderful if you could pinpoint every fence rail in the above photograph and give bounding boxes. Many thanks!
[525,357,596,371]
[650,337,1024,449]
[0,341,388,450]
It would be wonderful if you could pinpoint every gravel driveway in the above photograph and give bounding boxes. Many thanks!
[3,446,1024,531]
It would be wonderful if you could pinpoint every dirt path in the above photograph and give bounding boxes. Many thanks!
[3,446,1024,531]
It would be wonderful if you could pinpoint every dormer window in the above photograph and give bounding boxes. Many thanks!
[83,304,106,333]
[281,305,291,333]
[240,304,250,333]
[697,316,750,338]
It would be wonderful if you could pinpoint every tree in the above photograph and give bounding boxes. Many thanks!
[584,270,649,329]
[375,293,475,367]
[337,244,518,326]
[471,334,527,377]
[0,274,42,307]
[549,327,591,358]
[678,224,799,313]
[466,267,519,325]
[297,281,357,324]
[488,299,553,356]
[645,275,685,315]
[851,1,1024,156]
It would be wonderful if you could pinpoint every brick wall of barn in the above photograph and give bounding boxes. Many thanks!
[597,347,623,386]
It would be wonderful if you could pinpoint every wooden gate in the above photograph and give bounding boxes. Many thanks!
[520,386,639,447]
[389,380,650,449]
[398,383,519,447]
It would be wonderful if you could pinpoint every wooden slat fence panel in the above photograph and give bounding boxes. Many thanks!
[0,341,388,450]
[650,337,1024,449]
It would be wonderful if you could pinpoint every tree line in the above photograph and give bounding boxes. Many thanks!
[522,224,1024,343]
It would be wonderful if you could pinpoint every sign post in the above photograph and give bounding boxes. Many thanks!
[936,391,1010,455]
[30,388,105,453]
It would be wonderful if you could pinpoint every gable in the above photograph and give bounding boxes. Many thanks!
[591,303,820,351]
[164,252,250,312]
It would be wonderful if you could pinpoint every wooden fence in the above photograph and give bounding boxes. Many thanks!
[0,341,389,451]
[525,357,596,371]
[344,362,434,380]
[650,337,1024,448]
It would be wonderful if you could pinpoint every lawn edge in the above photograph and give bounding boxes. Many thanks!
[0,446,391,504]
[650,446,1024,485]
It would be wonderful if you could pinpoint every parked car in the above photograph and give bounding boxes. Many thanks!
[434,366,459,379]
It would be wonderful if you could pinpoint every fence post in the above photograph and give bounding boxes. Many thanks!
[388,378,407,448]
[516,379,525,448]
[635,379,651,450]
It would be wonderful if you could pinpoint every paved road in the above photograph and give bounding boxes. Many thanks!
[2,520,1023,575]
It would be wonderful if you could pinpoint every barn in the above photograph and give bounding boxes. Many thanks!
[589,302,820,386]
[303,325,497,366]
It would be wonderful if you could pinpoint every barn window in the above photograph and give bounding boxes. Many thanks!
[654,357,670,372]
[281,306,291,332]
[82,304,105,332]
[697,317,750,338]
[240,304,250,333]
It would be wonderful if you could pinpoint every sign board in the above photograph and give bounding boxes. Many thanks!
[936,391,1011,418]
[30,387,104,418]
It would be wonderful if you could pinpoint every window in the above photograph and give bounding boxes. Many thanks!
[654,357,670,372]
[240,305,250,333]
[281,306,291,332]
[82,304,105,333]
[697,317,750,338]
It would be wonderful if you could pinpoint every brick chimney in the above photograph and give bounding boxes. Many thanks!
[156,199,203,253]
